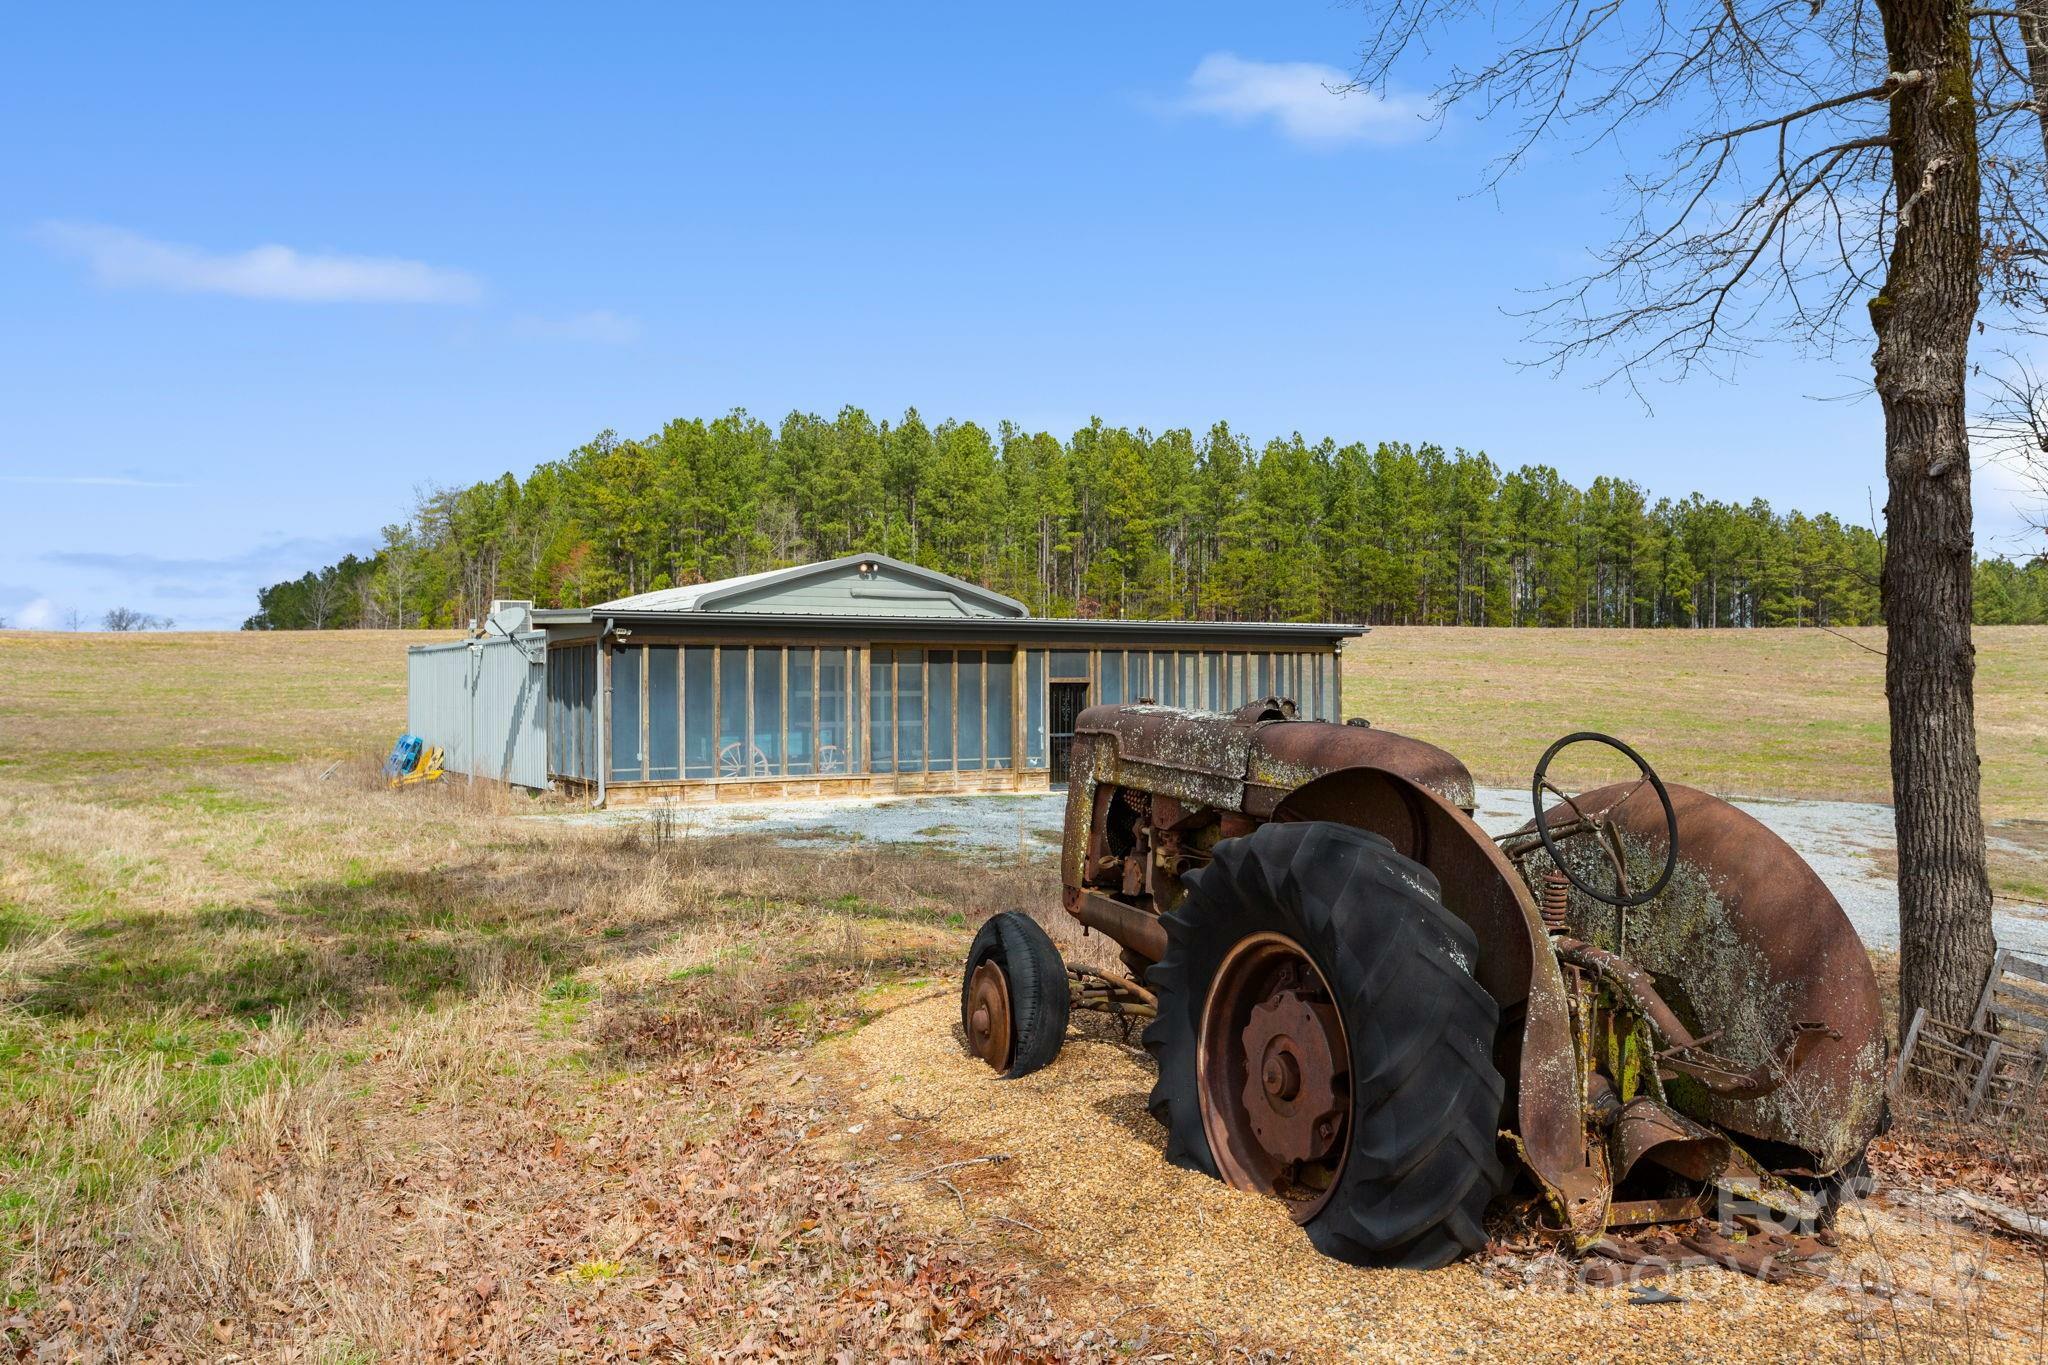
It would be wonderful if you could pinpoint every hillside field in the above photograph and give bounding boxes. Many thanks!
[0,625,2044,1358]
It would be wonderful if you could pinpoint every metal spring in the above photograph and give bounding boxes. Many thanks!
[1541,871,1571,934]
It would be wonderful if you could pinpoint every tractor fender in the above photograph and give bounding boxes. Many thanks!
[1273,765,1607,1240]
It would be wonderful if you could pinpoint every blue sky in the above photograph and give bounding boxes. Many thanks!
[2,2,2039,629]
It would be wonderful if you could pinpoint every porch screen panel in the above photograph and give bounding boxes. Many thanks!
[647,646,679,781]
[1205,652,1222,711]
[896,649,926,770]
[958,653,983,770]
[752,648,783,772]
[788,648,814,775]
[718,648,748,777]
[683,648,714,778]
[1158,651,1178,706]
[1180,653,1197,707]
[609,646,643,782]
[929,650,954,770]
[1256,653,1272,697]
[869,649,895,773]
[1099,650,1124,705]
[819,648,849,775]
[987,652,1013,766]
[1026,650,1047,769]
[1049,650,1088,679]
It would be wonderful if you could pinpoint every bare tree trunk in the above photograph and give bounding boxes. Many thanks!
[1872,0,1998,1032]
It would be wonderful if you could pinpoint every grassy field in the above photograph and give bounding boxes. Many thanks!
[1346,624,2048,819]
[1,626,2044,1356]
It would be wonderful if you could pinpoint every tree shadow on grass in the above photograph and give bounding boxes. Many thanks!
[12,832,1055,1032]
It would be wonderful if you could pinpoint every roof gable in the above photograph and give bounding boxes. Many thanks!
[591,553,1027,618]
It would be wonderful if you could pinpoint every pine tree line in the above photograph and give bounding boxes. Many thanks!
[245,407,2048,630]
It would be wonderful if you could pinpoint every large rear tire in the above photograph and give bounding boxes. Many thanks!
[1144,820,1508,1268]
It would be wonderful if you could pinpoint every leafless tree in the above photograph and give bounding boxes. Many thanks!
[1972,352,2048,534]
[62,609,85,632]
[101,607,172,632]
[1345,0,2047,1029]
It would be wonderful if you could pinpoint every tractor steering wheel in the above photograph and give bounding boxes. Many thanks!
[1531,731,1680,909]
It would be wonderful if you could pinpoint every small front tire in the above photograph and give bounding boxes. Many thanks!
[961,911,1070,1078]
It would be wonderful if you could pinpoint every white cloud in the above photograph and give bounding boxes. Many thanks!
[510,309,645,344]
[16,598,57,630]
[1173,52,1431,147]
[35,222,483,304]
[1976,446,2047,555]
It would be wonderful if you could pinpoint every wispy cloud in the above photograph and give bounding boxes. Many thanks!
[1171,53,1431,148]
[34,222,483,304]
[45,535,371,583]
[510,309,645,344]
[1,473,185,488]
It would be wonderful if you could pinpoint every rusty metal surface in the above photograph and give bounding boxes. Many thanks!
[1271,766,1604,1240]
[1198,931,1351,1223]
[1515,781,1886,1174]
[966,961,1013,1072]
[1066,887,1169,963]
[1037,700,1882,1259]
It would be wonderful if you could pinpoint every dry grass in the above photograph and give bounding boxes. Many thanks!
[1,626,2043,1358]
[1345,624,2048,819]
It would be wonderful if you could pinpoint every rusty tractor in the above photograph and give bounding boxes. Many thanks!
[958,698,1887,1268]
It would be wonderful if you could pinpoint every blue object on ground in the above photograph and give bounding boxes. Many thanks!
[383,733,424,778]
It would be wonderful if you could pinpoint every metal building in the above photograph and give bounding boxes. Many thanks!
[406,553,1363,803]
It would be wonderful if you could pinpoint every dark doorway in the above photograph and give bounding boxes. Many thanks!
[1049,682,1088,783]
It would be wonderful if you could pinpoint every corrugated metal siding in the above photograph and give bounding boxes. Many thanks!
[547,642,599,782]
[405,634,549,788]
[713,563,1006,618]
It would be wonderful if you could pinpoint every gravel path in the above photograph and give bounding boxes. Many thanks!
[547,787,2048,955]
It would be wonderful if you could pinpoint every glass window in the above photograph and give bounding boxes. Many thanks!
[959,653,983,770]
[1256,653,1272,697]
[1159,651,1178,706]
[1205,652,1222,711]
[752,648,782,772]
[930,650,955,770]
[1050,649,1089,679]
[1099,649,1124,705]
[788,648,814,775]
[896,648,926,770]
[1026,650,1046,768]
[987,651,1013,766]
[648,646,679,781]
[869,648,894,773]
[819,648,849,775]
[610,645,643,781]
[684,647,714,778]
[719,647,748,776]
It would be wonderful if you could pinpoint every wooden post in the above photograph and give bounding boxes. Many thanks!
[1891,1006,1929,1093]
[1965,1038,2005,1121]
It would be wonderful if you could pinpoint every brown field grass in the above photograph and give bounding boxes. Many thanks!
[1345,624,2048,819]
[0,625,2043,1359]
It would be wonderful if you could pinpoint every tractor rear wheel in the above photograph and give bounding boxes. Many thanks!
[1143,820,1507,1268]
[961,911,1070,1079]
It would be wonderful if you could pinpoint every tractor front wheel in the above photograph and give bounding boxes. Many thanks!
[1144,820,1508,1268]
[961,911,1070,1079]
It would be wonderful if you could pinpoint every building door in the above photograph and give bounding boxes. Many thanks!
[1048,682,1088,784]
